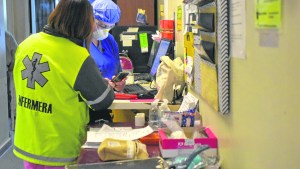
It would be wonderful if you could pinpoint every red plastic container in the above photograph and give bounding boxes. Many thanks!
[161,32,174,40]
[160,20,174,30]
[139,132,160,145]
[160,20,174,40]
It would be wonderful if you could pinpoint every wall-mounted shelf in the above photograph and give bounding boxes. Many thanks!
[184,0,230,114]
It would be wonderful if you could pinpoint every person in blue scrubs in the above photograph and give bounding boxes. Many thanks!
[89,0,126,123]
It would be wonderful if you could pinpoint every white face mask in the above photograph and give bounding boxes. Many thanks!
[92,29,109,41]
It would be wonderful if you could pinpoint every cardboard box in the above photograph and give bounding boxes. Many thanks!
[158,127,217,158]
[165,105,201,127]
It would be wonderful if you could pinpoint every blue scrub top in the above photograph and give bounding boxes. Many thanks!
[90,34,122,80]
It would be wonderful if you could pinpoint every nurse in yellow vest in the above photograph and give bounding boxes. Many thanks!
[13,0,115,168]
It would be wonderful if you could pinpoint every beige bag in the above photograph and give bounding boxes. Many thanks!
[97,138,149,161]
[155,56,184,102]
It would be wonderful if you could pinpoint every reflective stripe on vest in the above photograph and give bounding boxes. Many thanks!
[14,146,77,163]
[86,85,112,105]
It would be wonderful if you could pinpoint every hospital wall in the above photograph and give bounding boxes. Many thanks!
[0,0,10,154]
[5,0,30,43]
[166,1,300,169]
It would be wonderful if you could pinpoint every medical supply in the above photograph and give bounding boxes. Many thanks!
[158,99,170,128]
[98,138,148,161]
[148,102,159,131]
[181,108,196,127]
[135,113,145,127]
[158,127,218,158]
[166,145,210,169]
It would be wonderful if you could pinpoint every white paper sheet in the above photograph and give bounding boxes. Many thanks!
[86,124,154,143]
[230,0,246,59]
[178,92,199,112]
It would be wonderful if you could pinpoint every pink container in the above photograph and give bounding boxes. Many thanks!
[158,127,218,149]
[158,127,218,158]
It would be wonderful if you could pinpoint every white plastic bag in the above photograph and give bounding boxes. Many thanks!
[155,56,184,102]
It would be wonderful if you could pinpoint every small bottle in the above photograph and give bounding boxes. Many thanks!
[148,102,159,131]
[158,100,169,128]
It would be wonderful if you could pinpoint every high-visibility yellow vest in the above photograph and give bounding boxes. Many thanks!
[13,32,90,166]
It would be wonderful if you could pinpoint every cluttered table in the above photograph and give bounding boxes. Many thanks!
[72,123,218,169]
[79,93,200,164]
[68,93,220,168]
[78,143,160,164]
[78,122,161,164]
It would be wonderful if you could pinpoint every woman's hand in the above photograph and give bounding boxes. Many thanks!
[105,77,127,92]
[113,78,126,92]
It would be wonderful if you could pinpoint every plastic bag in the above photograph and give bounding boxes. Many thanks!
[155,56,184,102]
[98,138,149,161]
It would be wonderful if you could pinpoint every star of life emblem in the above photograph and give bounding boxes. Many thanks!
[21,52,50,89]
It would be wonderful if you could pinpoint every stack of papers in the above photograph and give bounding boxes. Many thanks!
[82,124,154,148]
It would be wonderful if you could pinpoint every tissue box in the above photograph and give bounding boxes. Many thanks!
[158,127,217,158]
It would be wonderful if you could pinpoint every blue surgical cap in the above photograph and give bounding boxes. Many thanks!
[89,0,96,4]
[91,0,121,24]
